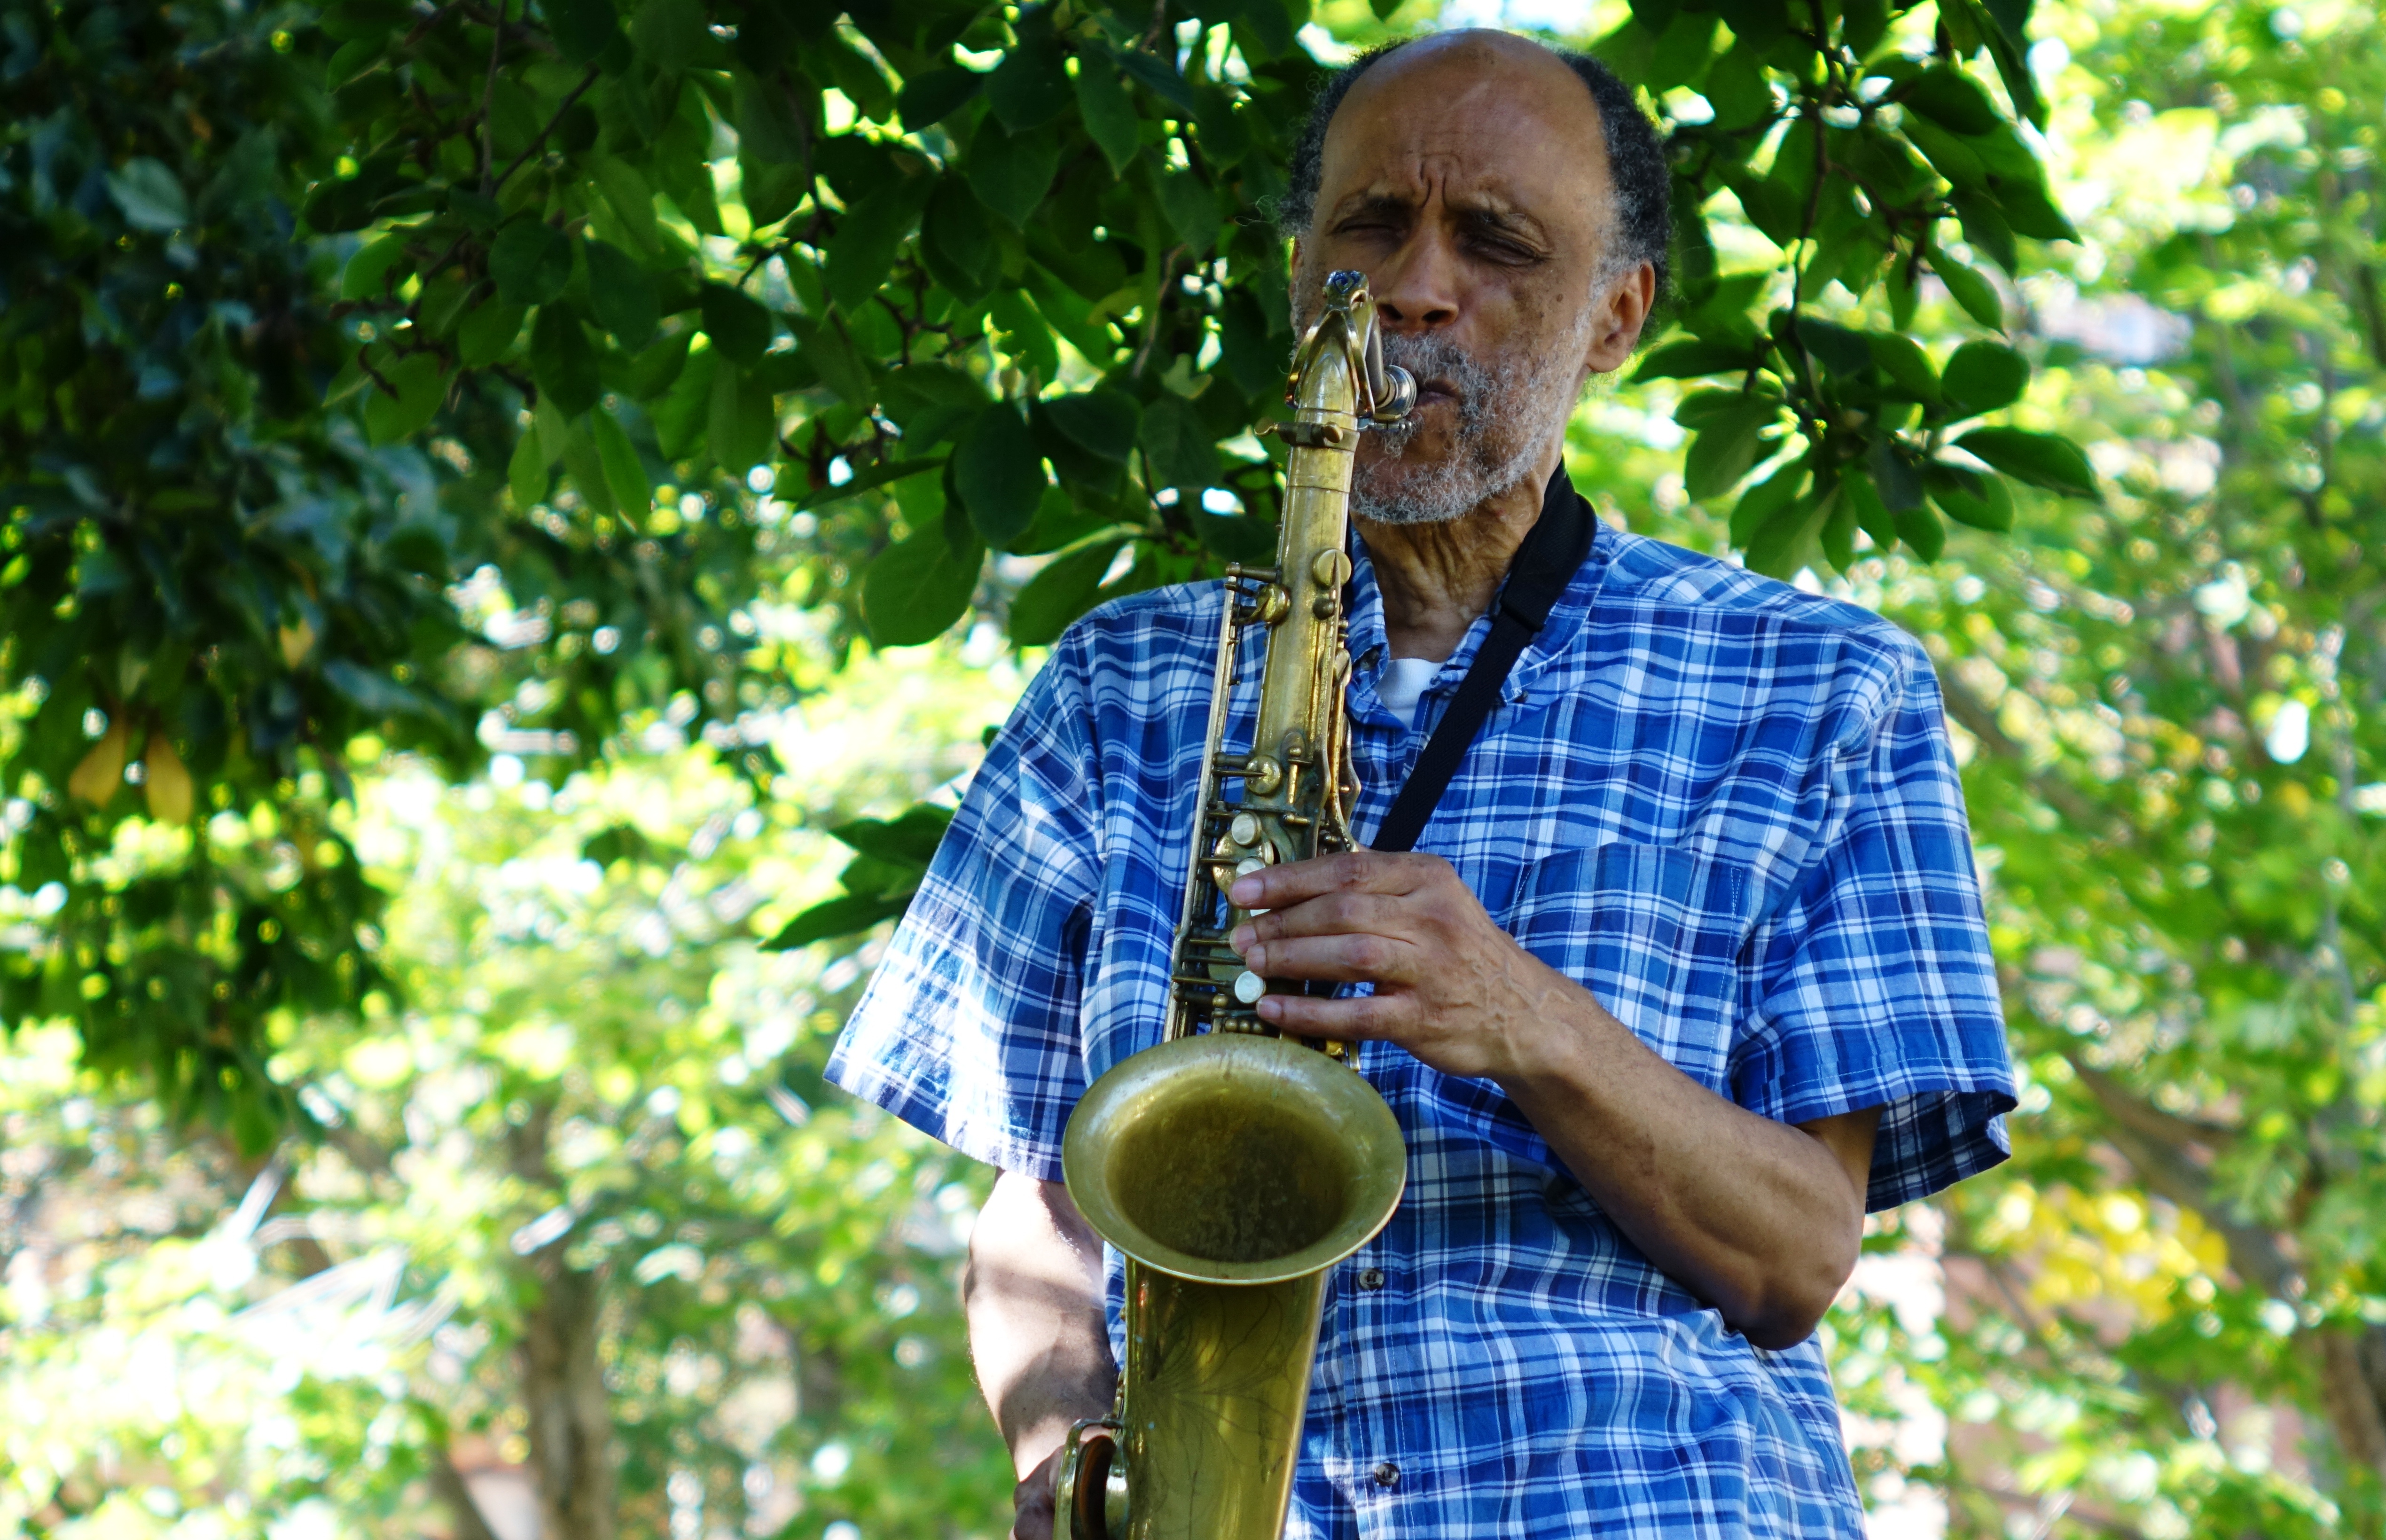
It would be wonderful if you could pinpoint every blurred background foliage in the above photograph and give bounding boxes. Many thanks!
[1,0,2385,1533]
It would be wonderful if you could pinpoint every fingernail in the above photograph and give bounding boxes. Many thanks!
[1229,924,1254,953]
[1244,944,1267,972]
[1228,876,1259,905]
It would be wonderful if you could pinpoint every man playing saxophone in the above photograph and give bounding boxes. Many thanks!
[829,29,2017,1540]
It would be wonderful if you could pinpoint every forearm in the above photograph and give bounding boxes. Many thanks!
[962,1171,1118,1476]
[1494,963,1874,1348]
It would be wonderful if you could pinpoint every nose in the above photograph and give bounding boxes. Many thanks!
[1369,229,1460,334]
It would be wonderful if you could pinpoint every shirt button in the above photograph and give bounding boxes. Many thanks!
[1358,1267,1386,1290]
[1373,1461,1401,1489]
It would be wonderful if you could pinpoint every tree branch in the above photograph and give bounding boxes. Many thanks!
[426,1446,508,1540]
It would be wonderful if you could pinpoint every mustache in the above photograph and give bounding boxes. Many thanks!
[1370,333,1508,451]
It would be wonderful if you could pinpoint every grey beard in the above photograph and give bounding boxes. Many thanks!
[1344,327,1589,526]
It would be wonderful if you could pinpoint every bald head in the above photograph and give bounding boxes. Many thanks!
[1278,31,1671,297]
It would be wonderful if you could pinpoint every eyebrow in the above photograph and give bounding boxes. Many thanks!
[1325,190,1553,249]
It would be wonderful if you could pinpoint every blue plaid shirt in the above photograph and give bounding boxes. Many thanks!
[828,520,2015,1539]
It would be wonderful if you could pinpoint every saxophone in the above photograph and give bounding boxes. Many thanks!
[1050,272,1417,1540]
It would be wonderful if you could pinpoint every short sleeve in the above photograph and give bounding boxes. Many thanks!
[822,648,1099,1182]
[1730,643,2016,1211]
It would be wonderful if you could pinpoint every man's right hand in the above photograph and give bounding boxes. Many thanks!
[962,1173,1117,1540]
[1011,1443,1066,1540]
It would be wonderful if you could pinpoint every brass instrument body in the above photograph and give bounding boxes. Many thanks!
[1054,274,1415,1540]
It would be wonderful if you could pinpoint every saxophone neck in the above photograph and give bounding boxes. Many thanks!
[1286,270,1417,428]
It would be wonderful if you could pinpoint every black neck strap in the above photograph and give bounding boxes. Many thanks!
[1369,467,1596,855]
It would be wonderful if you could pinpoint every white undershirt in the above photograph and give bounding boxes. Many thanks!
[1376,657,1443,727]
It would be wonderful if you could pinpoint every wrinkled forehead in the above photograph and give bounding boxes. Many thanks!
[1314,37,1611,231]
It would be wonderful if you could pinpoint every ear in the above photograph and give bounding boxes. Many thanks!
[1582,262,1657,376]
[1287,236,1306,314]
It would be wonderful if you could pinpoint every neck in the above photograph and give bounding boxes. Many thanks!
[1354,456,1558,663]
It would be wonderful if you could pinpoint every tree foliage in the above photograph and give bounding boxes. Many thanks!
[0,0,2079,1126]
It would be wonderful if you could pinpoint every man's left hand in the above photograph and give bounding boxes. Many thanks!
[1227,850,1572,1082]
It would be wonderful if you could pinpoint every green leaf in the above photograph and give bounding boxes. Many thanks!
[988,33,1071,131]
[1673,388,1769,432]
[1841,469,1897,549]
[105,157,190,232]
[652,346,712,461]
[923,178,1001,301]
[1157,168,1218,251]
[585,239,658,349]
[1843,0,1890,56]
[561,419,616,518]
[879,362,987,451]
[953,404,1047,549]
[626,329,694,400]
[591,409,649,522]
[1009,538,1127,646]
[862,526,984,646]
[1867,332,1941,402]
[456,300,527,367]
[1819,484,1859,573]
[492,220,573,307]
[1072,59,1140,178]
[827,177,934,315]
[1041,389,1142,462]
[1591,18,1657,86]
[1992,179,2079,242]
[791,456,947,512]
[1138,395,1220,490]
[1895,500,1945,561]
[508,430,550,511]
[1951,192,2019,274]
[1633,338,1760,381]
[362,352,446,445]
[1683,399,1777,501]
[588,154,661,255]
[790,315,874,408]
[742,154,808,228]
[1924,463,2014,531]
[1191,511,1277,566]
[1647,11,1717,93]
[340,235,410,301]
[708,364,776,475]
[763,892,915,950]
[1744,489,1820,578]
[548,0,620,65]
[1798,319,1874,378]
[988,288,1060,386]
[1956,427,2099,499]
[698,283,774,367]
[1901,64,2001,134]
[1941,340,2029,416]
[733,67,808,164]
[1112,46,1196,111]
[629,0,704,68]
[1932,251,2003,329]
[968,119,1060,227]
[1703,41,1772,130]
[1729,457,1807,547]
[531,305,602,419]
[830,804,956,865]
[899,66,984,129]
[1867,436,1926,513]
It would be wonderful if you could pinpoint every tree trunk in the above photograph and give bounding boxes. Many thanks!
[2317,1324,2386,1483]
[519,1245,618,1540]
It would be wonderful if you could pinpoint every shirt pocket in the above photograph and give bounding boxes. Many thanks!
[1502,843,1753,1094]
